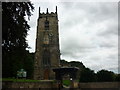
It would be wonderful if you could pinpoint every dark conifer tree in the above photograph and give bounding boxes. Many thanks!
[2,2,34,78]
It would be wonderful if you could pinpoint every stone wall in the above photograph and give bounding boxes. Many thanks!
[2,81,120,90]
[79,82,120,90]
[2,80,58,89]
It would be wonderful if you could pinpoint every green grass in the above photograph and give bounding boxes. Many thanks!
[2,78,55,82]
[62,80,71,86]
[2,78,41,82]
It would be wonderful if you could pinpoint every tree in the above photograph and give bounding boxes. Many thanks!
[23,52,34,78]
[2,2,34,78]
[115,74,120,81]
[69,61,85,70]
[79,68,96,82]
[60,60,85,69]
[96,69,115,82]
[60,60,86,79]
[60,59,69,66]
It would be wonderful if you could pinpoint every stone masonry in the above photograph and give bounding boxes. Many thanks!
[33,6,60,80]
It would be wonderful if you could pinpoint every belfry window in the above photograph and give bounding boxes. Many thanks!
[42,49,51,66]
[44,20,49,30]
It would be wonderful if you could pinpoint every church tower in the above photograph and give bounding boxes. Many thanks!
[34,6,60,80]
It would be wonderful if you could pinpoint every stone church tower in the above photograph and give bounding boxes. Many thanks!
[34,7,60,80]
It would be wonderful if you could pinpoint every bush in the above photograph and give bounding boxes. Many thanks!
[79,68,96,82]
[96,70,115,82]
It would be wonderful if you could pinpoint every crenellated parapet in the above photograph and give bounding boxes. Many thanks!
[38,6,58,18]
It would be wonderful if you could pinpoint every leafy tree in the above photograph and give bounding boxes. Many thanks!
[23,52,34,78]
[115,74,120,81]
[69,61,85,70]
[2,2,34,78]
[60,60,86,80]
[60,59,69,66]
[96,69,115,82]
[79,68,96,82]
[60,60,85,70]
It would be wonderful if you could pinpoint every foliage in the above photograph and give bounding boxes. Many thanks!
[2,2,34,52]
[115,74,120,81]
[61,60,120,82]
[2,2,34,78]
[60,60,85,71]
[23,52,34,78]
[60,59,69,66]
[69,61,85,70]
[96,69,115,82]
[79,68,96,82]
[60,60,86,79]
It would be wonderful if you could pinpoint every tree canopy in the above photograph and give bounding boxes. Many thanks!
[2,2,34,78]
[2,2,34,52]
[96,70,115,82]
[79,68,96,82]
[60,60,119,82]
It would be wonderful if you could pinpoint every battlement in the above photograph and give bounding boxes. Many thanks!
[39,6,57,18]
[40,12,56,15]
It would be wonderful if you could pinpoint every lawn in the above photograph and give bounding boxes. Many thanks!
[62,80,71,86]
[2,78,41,82]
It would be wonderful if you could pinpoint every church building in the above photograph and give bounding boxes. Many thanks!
[33,6,60,80]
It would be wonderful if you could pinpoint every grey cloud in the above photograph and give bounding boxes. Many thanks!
[74,2,117,21]
[27,2,118,73]
[61,2,118,73]
[99,44,115,48]
[98,39,117,48]
[97,20,118,37]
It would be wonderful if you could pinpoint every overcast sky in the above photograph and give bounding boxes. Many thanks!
[27,1,118,73]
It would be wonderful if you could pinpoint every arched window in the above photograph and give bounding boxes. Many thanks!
[42,49,50,66]
[44,20,49,30]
